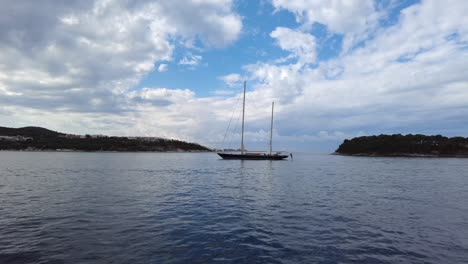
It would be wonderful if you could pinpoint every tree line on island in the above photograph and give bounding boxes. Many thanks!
[0,126,211,152]
[335,134,468,157]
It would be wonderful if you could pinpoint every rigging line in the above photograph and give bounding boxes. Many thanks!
[218,94,241,150]
[228,107,243,150]
[246,87,270,149]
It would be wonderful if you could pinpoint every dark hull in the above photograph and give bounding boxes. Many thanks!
[217,153,288,160]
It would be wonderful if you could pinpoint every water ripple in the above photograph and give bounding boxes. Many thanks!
[1,152,468,263]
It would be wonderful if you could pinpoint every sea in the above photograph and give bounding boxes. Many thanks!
[0,152,467,264]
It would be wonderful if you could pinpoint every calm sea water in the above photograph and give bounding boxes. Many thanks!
[0,152,467,264]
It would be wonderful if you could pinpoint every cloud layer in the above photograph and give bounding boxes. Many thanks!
[0,0,241,112]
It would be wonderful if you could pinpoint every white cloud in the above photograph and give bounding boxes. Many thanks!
[212,89,236,96]
[243,62,308,104]
[130,88,195,105]
[220,73,243,87]
[270,27,317,64]
[157,0,242,48]
[158,64,168,72]
[0,0,241,112]
[271,0,380,51]
[179,54,203,66]
[272,0,377,34]
[60,15,80,26]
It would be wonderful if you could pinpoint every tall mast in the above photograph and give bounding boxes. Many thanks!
[241,81,246,154]
[269,101,274,155]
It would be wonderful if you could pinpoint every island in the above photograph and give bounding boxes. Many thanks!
[334,134,468,157]
[0,126,211,152]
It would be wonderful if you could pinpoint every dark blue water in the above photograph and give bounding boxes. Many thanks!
[0,152,467,263]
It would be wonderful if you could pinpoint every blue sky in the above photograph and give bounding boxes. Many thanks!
[0,0,467,152]
[135,0,300,96]
[137,0,422,97]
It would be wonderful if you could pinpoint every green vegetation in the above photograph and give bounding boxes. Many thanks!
[0,126,211,152]
[335,134,468,157]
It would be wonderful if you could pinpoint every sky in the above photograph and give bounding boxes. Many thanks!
[0,0,467,152]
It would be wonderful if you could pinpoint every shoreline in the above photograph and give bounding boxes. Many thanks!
[333,152,468,158]
[0,149,214,153]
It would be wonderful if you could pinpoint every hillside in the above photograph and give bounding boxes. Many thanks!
[0,126,62,137]
[335,134,468,157]
[0,126,211,152]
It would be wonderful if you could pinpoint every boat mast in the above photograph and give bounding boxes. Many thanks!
[269,101,274,155]
[241,81,246,154]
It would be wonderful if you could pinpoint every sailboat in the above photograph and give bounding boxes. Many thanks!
[217,81,289,160]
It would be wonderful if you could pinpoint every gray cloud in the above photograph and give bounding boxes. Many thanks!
[0,0,242,114]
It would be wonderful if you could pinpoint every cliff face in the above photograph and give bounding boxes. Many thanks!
[335,134,468,157]
[0,126,211,152]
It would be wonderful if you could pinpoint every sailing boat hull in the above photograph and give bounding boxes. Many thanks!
[217,153,289,160]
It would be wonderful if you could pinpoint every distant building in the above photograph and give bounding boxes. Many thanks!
[63,134,81,139]
[90,134,106,138]
[0,135,33,141]
[128,137,164,142]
